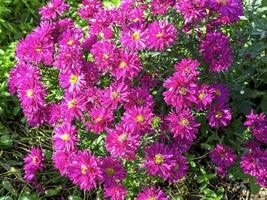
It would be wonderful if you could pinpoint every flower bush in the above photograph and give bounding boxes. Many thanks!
[6,0,267,199]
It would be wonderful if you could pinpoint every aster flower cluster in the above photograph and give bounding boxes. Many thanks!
[239,112,267,187]
[9,0,251,198]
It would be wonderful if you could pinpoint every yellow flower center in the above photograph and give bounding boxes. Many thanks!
[81,164,88,175]
[180,118,189,126]
[215,89,221,96]
[198,92,205,100]
[217,0,228,5]
[179,87,187,95]
[119,61,127,69]
[106,167,115,176]
[103,53,109,59]
[148,197,156,200]
[26,89,34,98]
[95,116,102,123]
[36,47,42,53]
[32,156,38,164]
[61,134,70,141]
[132,31,140,41]
[118,133,128,142]
[67,39,73,46]
[136,115,144,123]
[111,91,120,99]
[154,154,164,165]
[156,32,163,38]
[69,74,78,84]
[136,98,144,105]
[67,99,77,109]
[133,18,139,22]
[216,111,223,119]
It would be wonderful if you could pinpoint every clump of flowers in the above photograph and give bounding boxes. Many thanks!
[10,0,261,198]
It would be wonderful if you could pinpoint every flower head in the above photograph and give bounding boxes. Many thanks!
[100,157,126,186]
[136,186,168,200]
[53,123,78,152]
[67,151,102,190]
[210,144,236,177]
[145,20,178,51]
[106,124,140,160]
[23,147,44,182]
[207,103,232,128]
[143,143,176,180]
[200,31,233,72]
[167,108,200,141]
[39,0,69,20]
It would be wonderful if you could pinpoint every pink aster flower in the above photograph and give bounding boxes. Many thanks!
[145,20,178,51]
[102,81,129,110]
[143,143,177,180]
[100,157,126,186]
[81,34,98,51]
[139,73,159,90]
[244,111,267,144]
[211,83,229,104]
[91,40,118,73]
[58,27,83,48]
[104,184,128,200]
[121,106,153,133]
[241,148,267,187]
[169,154,188,183]
[174,58,200,81]
[169,137,193,154]
[136,186,168,200]
[209,0,243,24]
[17,79,46,113]
[53,151,72,176]
[200,31,233,72]
[207,103,232,128]
[59,69,87,93]
[167,108,200,141]
[89,9,114,36]
[79,0,102,19]
[54,18,75,35]
[44,103,62,125]
[16,23,54,65]
[151,0,174,15]
[39,0,69,20]
[53,123,78,152]
[61,92,87,122]
[67,150,102,190]
[209,144,236,177]
[106,124,141,160]
[111,50,142,80]
[24,109,46,127]
[195,84,215,111]
[128,7,146,24]
[23,147,44,182]
[54,46,83,72]
[163,72,197,108]
[124,87,154,111]
[120,23,147,51]
[87,105,114,134]
[174,0,207,25]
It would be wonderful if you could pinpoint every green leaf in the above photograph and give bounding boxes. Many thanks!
[249,182,260,195]
[68,195,82,200]
[2,179,18,196]
[0,197,13,200]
